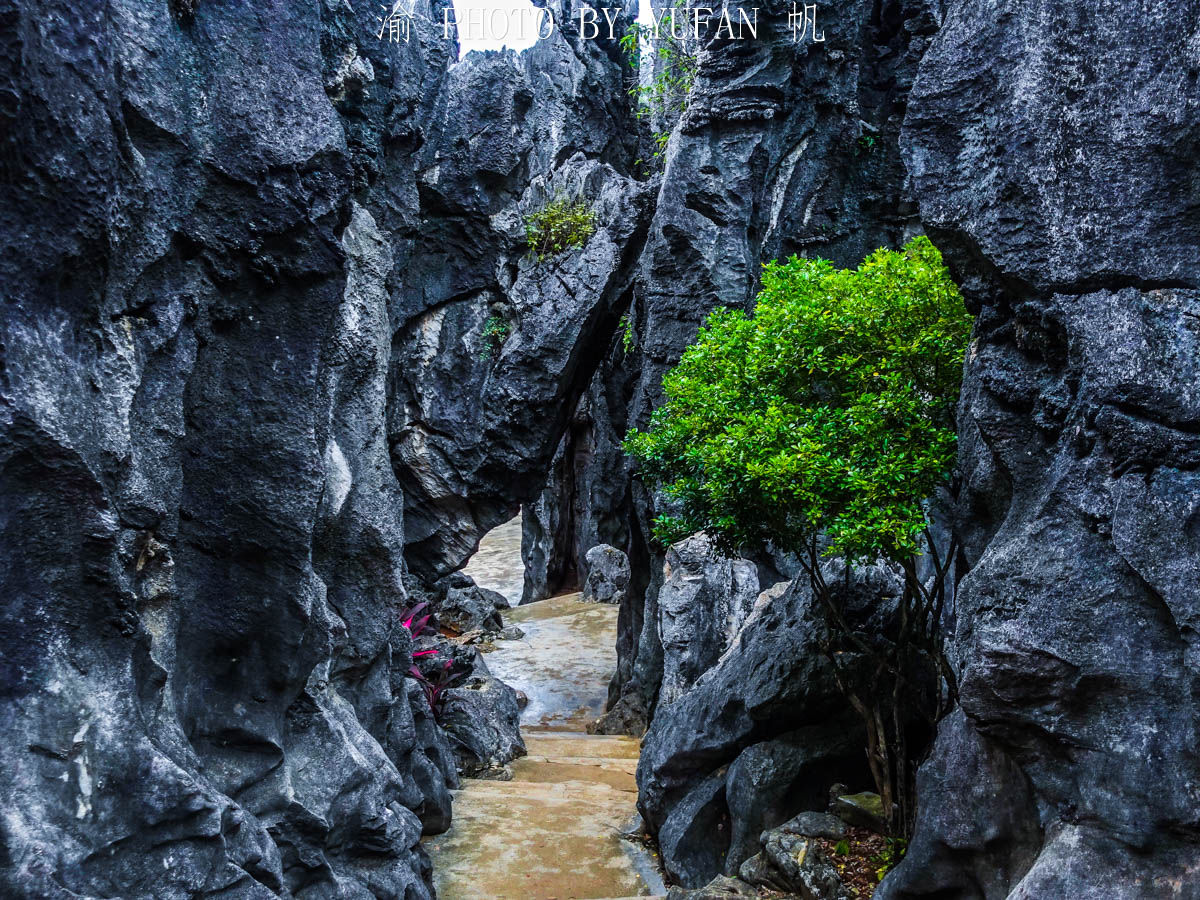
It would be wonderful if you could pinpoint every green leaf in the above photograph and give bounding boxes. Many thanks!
[624,236,972,565]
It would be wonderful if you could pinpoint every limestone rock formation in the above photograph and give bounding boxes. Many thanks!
[581,544,632,605]
[4,0,1198,894]
[655,534,759,707]
[0,0,462,893]
[387,4,652,579]
[599,0,940,736]
[0,0,632,895]
[637,569,898,886]
[438,577,507,634]
[878,0,1200,894]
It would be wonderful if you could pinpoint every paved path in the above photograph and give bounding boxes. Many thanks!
[461,514,526,606]
[426,592,665,900]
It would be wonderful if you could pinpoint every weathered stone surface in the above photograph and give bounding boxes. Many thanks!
[742,831,852,899]
[0,0,636,894]
[521,432,580,604]
[666,874,759,899]
[737,811,858,896]
[439,671,526,778]
[599,0,940,740]
[774,811,848,842]
[877,709,1040,899]
[0,0,467,892]
[6,0,1197,893]
[638,567,895,887]
[656,771,732,887]
[725,736,859,872]
[582,544,633,605]
[388,2,651,579]
[880,0,1200,894]
[440,581,506,635]
[830,792,888,834]
[658,534,759,707]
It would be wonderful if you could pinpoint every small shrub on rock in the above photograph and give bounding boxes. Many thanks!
[480,314,509,359]
[524,195,596,261]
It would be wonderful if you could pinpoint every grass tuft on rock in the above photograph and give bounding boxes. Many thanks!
[524,195,596,262]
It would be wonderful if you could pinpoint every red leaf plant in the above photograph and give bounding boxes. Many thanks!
[399,600,463,721]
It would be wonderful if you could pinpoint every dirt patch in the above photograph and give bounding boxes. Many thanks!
[813,827,901,898]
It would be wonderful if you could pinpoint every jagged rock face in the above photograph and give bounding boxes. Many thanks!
[522,338,645,606]
[581,543,632,605]
[387,3,652,579]
[637,571,891,887]
[601,0,940,733]
[521,428,581,603]
[656,534,758,707]
[0,1,473,896]
[880,0,1200,895]
[2,0,651,891]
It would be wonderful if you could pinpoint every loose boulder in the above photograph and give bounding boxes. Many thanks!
[438,579,507,634]
[582,544,632,605]
[439,671,526,777]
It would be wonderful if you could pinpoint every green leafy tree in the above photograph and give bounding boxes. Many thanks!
[626,236,972,836]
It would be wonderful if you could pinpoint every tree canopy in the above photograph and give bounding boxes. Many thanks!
[625,235,971,564]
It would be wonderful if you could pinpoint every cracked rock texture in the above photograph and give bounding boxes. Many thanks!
[386,3,652,580]
[593,0,939,737]
[0,0,637,895]
[637,565,896,887]
[4,0,1199,895]
[880,1,1200,894]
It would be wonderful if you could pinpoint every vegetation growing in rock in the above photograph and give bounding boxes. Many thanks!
[619,3,698,162]
[480,314,510,359]
[400,601,464,723]
[626,236,972,837]
[524,196,597,261]
[619,312,636,353]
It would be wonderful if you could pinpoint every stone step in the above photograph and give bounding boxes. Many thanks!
[510,757,637,792]
[452,779,635,804]
[522,732,642,760]
[428,781,661,899]
[426,575,662,899]
[503,592,589,623]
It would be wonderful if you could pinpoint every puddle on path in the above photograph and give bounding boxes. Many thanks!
[488,594,620,730]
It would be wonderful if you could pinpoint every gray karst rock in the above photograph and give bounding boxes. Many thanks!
[740,830,852,899]
[0,0,635,895]
[724,737,858,872]
[656,534,759,707]
[4,0,1199,892]
[582,543,633,605]
[386,0,652,580]
[521,432,581,604]
[877,0,1200,894]
[595,0,941,739]
[439,581,507,634]
[669,812,858,900]
[666,875,760,900]
[438,671,527,778]
[637,564,900,887]
[0,0,462,892]
[772,811,850,842]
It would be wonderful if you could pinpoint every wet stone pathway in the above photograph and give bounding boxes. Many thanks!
[427,519,665,900]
